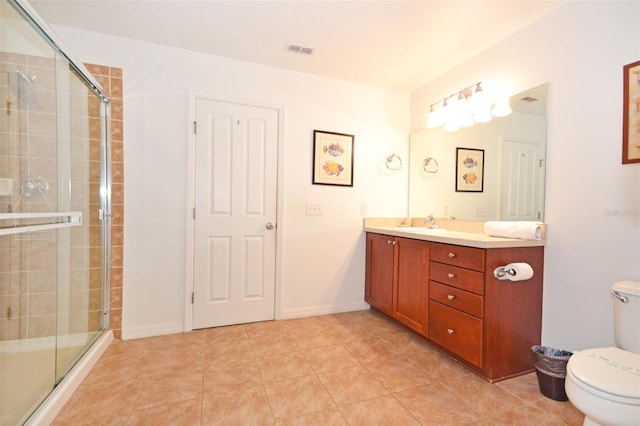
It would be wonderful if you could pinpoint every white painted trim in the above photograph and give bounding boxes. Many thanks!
[121,322,184,340]
[24,329,113,426]
[280,302,371,320]
[184,92,284,330]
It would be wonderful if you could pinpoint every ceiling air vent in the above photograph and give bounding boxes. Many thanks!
[286,43,314,56]
[520,96,539,103]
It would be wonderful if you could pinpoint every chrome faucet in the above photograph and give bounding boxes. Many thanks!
[424,215,440,229]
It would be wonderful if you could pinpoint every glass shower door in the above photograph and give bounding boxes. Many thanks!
[1,0,109,423]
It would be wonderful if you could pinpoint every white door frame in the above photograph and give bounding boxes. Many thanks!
[184,92,285,332]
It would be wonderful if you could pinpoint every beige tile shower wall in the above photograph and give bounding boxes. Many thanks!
[85,64,124,340]
[0,55,123,341]
[0,52,59,340]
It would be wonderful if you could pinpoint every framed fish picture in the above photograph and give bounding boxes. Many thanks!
[312,130,354,187]
[623,60,640,164]
[455,147,484,192]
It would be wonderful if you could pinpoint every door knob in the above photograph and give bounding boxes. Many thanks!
[265,222,275,230]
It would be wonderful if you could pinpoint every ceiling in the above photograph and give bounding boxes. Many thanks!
[27,0,563,91]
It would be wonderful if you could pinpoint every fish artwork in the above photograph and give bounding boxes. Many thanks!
[463,157,478,168]
[462,172,478,185]
[323,161,344,176]
[323,143,344,157]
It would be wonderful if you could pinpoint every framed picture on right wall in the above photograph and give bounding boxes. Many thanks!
[623,59,640,164]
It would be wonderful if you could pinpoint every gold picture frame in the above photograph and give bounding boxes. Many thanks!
[455,147,484,192]
[312,130,354,186]
[623,60,640,164]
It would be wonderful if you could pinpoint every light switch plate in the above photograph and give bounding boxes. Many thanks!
[306,203,322,215]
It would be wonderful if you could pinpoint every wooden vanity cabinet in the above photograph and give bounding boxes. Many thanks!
[428,242,544,382]
[365,233,429,335]
[366,233,544,383]
[364,233,395,316]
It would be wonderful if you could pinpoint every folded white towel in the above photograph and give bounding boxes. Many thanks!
[484,221,543,240]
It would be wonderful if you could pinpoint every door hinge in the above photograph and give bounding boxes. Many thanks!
[191,292,194,304]
[193,121,197,134]
[193,207,196,219]
[539,159,544,167]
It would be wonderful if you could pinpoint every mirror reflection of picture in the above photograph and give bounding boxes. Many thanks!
[455,148,484,192]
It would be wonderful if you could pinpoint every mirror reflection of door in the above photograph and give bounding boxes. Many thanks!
[500,139,545,221]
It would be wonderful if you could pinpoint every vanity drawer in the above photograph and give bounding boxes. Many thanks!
[431,242,485,272]
[429,261,484,295]
[429,300,483,368]
[430,281,483,318]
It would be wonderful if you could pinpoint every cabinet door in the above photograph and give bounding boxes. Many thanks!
[365,233,394,316]
[394,238,430,335]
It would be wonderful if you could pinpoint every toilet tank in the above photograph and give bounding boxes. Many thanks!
[612,280,640,353]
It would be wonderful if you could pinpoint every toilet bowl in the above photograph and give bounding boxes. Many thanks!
[565,347,640,426]
[564,281,640,426]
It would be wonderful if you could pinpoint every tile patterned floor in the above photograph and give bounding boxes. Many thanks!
[53,310,585,425]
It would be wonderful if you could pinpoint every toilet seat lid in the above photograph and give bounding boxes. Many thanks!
[568,347,640,399]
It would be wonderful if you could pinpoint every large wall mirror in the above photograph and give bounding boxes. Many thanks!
[409,83,548,222]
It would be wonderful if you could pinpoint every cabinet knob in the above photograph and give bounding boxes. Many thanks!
[447,329,455,335]
[387,240,393,245]
[447,273,455,279]
[448,252,456,258]
[447,294,455,301]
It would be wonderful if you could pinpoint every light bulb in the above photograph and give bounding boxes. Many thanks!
[492,98,512,117]
[474,106,492,123]
[427,105,443,128]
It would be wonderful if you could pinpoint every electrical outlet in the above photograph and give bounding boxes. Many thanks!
[361,204,368,216]
[306,203,323,215]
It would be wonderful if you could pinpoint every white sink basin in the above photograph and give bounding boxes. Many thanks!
[394,227,448,235]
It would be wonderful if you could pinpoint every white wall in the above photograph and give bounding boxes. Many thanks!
[411,1,640,350]
[50,27,409,338]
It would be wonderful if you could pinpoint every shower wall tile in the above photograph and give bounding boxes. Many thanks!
[111,119,123,142]
[111,98,123,121]
[27,111,56,136]
[0,51,27,65]
[28,314,56,338]
[111,183,124,207]
[112,141,124,163]
[28,292,56,316]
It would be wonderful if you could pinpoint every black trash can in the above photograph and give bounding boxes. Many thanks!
[531,345,572,401]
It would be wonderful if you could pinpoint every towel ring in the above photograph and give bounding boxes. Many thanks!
[423,157,438,173]
[385,154,402,170]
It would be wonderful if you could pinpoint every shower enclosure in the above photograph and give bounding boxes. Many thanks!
[0,0,111,424]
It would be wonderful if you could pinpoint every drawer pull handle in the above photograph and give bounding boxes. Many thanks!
[447,294,455,300]
[448,252,456,258]
[447,273,455,279]
[447,329,455,335]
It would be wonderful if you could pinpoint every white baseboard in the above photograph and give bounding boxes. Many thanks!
[279,301,370,320]
[121,322,185,340]
[25,329,113,426]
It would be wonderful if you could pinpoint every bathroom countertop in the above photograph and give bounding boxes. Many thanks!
[364,218,546,249]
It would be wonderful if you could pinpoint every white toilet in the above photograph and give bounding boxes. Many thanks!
[565,280,640,426]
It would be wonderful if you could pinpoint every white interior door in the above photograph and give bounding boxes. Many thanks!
[500,139,545,221]
[192,99,278,329]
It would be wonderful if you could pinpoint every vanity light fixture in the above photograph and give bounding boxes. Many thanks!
[426,82,512,131]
